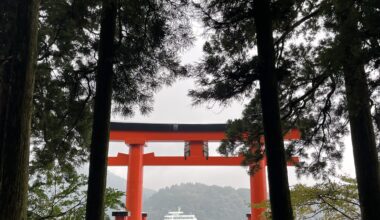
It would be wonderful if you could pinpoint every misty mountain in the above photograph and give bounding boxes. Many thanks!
[107,171,156,201]
[106,172,251,220]
[143,183,251,220]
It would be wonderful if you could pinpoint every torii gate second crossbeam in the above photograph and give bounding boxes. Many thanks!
[107,122,300,220]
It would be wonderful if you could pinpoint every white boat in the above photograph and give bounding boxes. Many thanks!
[164,207,197,220]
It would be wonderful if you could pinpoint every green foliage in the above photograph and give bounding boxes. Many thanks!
[256,176,360,219]
[104,188,124,210]
[191,0,380,177]
[31,61,93,175]
[112,0,192,115]
[219,95,266,172]
[28,170,88,219]
[32,0,192,174]
[32,0,99,176]
[190,0,319,104]
[189,0,346,177]
[28,165,123,219]
[30,0,192,217]
[291,176,360,219]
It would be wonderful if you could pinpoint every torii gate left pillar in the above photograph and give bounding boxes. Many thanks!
[126,141,144,220]
[250,158,267,220]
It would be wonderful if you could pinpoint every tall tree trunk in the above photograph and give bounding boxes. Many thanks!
[335,1,380,219]
[0,0,40,219]
[85,0,117,219]
[253,0,294,219]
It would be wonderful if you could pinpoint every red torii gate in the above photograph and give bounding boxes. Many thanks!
[108,122,300,220]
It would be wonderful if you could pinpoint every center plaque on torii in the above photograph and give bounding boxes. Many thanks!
[108,122,300,220]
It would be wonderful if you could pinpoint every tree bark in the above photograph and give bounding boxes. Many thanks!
[335,1,380,219]
[253,0,294,219]
[0,0,40,219]
[85,0,117,219]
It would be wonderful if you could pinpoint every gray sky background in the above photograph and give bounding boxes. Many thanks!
[107,21,356,191]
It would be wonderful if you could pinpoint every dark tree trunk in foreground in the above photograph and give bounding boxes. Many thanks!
[0,0,40,219]
[85,0,117,219]
[335,1,380,219]
[253,0,294,219]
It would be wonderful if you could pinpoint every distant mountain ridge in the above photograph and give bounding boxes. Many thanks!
[107,171,156,201]
[143,183,250,220]
[107,172,251,220]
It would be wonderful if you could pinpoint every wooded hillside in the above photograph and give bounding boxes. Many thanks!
[143,183,250,220]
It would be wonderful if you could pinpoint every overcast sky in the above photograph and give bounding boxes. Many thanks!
[107,21,356,191]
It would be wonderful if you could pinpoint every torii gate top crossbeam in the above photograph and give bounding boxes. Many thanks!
[110,122,227,142]
[111,122,227,132]
[109,122,301,143]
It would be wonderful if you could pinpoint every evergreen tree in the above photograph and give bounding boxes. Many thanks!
[25,0,190,218]
[191,0,380,218]
[0,0,40,218]
[190,1,324,218]
[1,0,189,217]
[85,0,191,218]
[253,0,293,218]
[332,0,380,218]
[85,0,117,219]
[29,2,99,217]
[32,0,99,164]
[269,1,380,217]
[190,0,345,176]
